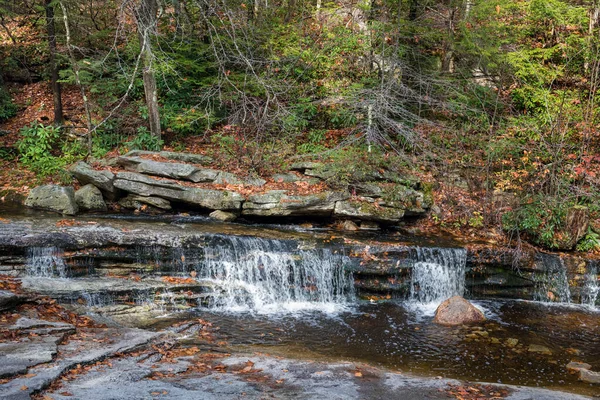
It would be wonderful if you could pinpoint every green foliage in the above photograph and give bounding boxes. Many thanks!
[502,197,572,249]
[0,86,17,122]
[576,228,600,252]
[92,121,124,158]
[125,126,163,151]
[16,123,85,177]
[297,130,327,154]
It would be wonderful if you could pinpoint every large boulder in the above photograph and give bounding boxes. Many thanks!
[117,156,220,183]
[242,190,349,217]
[433,296,486,326]
[69,161,119,200]
[214,171,266,187]
[124,150,213,164]
[119,195,171,210]
[334,200,405,223]
[75,184,107,212]
[209,210,237,222]
[579,369,600,384]
[114,172,243,211]
[24,185,78,215]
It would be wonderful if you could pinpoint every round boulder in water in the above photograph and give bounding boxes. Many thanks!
[433,296,485,326]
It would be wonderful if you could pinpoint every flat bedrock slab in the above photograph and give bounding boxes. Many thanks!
[114,172,244,210]
[0,327,162,400]
[34,353,592,400]
[242,190,349,217]
[0,334,63,379]
[124,150,213,165]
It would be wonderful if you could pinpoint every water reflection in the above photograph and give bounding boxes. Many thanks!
[173,300,600,396]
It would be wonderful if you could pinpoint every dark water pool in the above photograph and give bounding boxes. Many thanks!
[151,300,600,396]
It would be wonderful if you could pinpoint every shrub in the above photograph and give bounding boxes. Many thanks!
[16,123,85,177]
[0,87,17,122]
[124,126,163,151]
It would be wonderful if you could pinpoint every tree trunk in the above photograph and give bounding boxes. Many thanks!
[45,0,63,125]
[408,0,419,21]
[59,0,94,155]
[135,0,161,142]
[585,2,600,72]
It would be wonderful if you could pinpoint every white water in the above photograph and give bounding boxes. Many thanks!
[582,263,599,309]
[533,254,571,303]
[408,247,467,315]
[26,247,68,278]
[198,236,354,315]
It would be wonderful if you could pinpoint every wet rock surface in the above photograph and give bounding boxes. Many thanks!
[32,352,592,400]
[0,290,23,311]
[433,296,486,326]
[0,334,63,378]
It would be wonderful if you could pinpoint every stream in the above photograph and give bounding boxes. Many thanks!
[1,205,599,397]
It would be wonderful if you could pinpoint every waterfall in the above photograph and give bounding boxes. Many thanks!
[409,247,467,308]
[533,253,571,303]
[197,236,353,314]
[582,262,599,308]
[26,247,68,278]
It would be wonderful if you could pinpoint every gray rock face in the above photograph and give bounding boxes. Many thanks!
[0,335,62,378]
[119,194,172,210]
[579,368,600,384]
[114,172,243,211]
[433,296,486,326]
[272,173,302,183]
[124,150,213,165]
[70,161,118,200]
[24,185,79,215]
[0,291,24,311]
[213,171,266,187]
[350,183,384,197]
[33,353,591,400]
[0,327,161,400]
[117,156,220,183]
[334,200,405,223]
[242,191,349,217]
[209,210,237,222]
[289,161,324,171]
[75,184,107,212]
[341,220,359,231]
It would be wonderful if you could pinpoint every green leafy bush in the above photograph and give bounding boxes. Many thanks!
[502,197,571,249]
[16,123,85,177]
[0,87,17,122]
[124,127,163,151]
[576,228,600,252]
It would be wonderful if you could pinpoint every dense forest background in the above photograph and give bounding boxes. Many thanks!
[1,0,600,251]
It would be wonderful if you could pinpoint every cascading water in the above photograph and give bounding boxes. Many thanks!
[26,247,68,278]
[582,262,599,308]
[408,247,467,314]
[197,236,354,314]
[533,253,571,303]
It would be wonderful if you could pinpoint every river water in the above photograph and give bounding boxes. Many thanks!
[2,206,600,396]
